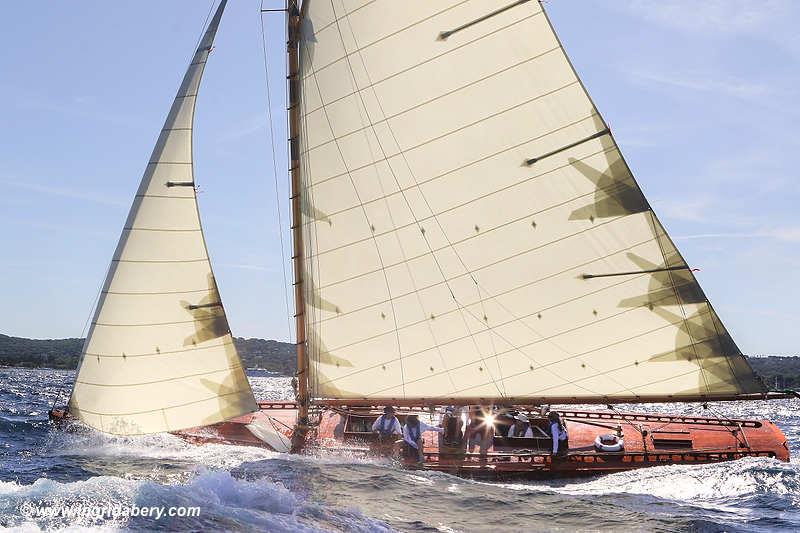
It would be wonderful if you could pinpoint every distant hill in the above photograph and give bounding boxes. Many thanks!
[747,355,800,390]
[0,333,796,388]
[0,333,296,376]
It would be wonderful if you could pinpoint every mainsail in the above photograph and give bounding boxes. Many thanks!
[296,0,766,404]
[69,0,257,435]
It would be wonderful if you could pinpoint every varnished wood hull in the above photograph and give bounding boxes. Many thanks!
[170,402,790,478]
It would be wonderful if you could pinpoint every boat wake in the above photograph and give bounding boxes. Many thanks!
[4,369,799,531]
[0,469,391,532]
[488,457,800,530]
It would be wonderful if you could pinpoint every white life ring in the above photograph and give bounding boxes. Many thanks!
[594,434,624,452]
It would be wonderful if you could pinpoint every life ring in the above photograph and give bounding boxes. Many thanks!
[594,433,624,452]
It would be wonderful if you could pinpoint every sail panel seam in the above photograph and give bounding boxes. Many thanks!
[312,235,655,325]
[305,112,600,191]
[307,1,531,79]
[314,212,621,292]
[346,309,717,397]
[450,343,719,399]
[302,11,410,396]
[93,315,223,327]
[307,146,621,258]
[112,258,209,264]
[327,5,560,398]
[303,44,560,120]
[135,194,196,200]
[302,79,579,156]
[308,0,473,76]
[68,389,251,418]
[123,227,201,233]
[75,363,246,388]
[319,268,683,371]
[103,288,221,296]
[84,340,234,358]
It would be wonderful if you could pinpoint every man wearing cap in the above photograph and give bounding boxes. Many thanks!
[402,414,444,463]
[506,413,534,438]
[372,406,402,443]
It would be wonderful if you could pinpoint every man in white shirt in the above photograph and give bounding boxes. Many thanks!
[506,413,534,438]
[372,406,402,443]
[548,411,569,456]
[403,414,444,463]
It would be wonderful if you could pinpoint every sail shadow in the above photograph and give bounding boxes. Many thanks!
[299,15,317,76]
[306,274,340,314]
[313,369,363,398]
[568,156,648,221]
[643,306,741,393]
[314,336,354,368]
[618,252,704,309]
[301,194,332,226]
[182,274,230,347]
[199,363,257,426]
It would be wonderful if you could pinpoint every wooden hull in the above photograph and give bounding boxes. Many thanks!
[170,402,790,478]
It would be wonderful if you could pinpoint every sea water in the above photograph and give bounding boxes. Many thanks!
[1,367,799,532]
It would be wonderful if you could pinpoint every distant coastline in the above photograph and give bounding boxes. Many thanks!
[1,333,797,389]
[0,333,295,376]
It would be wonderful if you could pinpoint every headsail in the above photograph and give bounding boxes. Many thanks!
[69,0,258,435]
[296,0,765,404]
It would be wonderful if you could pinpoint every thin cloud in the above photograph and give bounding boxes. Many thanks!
[628,70,771,100]
[616,0,800,58]
[1,179,127,208]
[674,232,761,241]
[622,0,789,35]
[653,197,712,223]
[1,83,148,129]
[216,116,267,144]
[674,228,800,242]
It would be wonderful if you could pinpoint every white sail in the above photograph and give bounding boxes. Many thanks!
[296,0,765,403]
[69,0,258,435]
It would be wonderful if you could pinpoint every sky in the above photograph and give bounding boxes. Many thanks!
[0,1,797,356]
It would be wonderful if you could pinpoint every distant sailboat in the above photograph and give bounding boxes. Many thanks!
[52,0,794,477]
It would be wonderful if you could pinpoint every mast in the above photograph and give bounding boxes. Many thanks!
[287,0,309,453]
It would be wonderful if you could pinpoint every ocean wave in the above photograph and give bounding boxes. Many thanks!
[45,426,276,470]
[497,457,800,510]
[0,470,392,532]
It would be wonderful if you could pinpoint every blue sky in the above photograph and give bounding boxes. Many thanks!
[0,1,797,356]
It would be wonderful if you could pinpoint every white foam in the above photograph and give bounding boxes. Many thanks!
[494,457,800,510]
[1,470,389,532]
[46,425,277,472]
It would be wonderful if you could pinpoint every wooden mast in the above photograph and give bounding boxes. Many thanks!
[287,0,309,453]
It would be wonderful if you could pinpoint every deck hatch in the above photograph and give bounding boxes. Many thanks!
[651,430,693,449]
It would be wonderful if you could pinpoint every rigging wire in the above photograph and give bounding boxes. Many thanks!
[332,3,657,400]
[297,19,410,399]
[54,0,220,412]
[322,2,505,398]
[50,260,110,410]
[327,3,604,398]
[260,0,294,343]
[191,1,217,61]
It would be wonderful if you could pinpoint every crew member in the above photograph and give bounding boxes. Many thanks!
[507,413,533,438]
[464,406,493,455]
[372,406,401,443]
[441,406,464,448]
[548,411,569,456]
[403,414,444,463]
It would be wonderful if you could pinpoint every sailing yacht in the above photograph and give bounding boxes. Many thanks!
[50,0,793,477]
